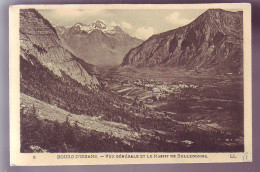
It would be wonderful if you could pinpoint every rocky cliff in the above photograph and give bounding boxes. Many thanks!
[122,9,243,74]
[20,9,99,88]
[55,21,143,66]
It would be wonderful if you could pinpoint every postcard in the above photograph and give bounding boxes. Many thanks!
[9,3,252,166]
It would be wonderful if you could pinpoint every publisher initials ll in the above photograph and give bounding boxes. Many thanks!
[230,154,236,158]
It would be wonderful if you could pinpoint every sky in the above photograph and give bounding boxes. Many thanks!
[38,8,239,40]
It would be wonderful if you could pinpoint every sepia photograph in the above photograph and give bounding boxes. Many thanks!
[9,3,252,165]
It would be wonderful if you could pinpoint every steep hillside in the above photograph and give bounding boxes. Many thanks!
[122,9,243,74]
[55,20,143,66]
[20,9,99,88]
[21,93,142,140]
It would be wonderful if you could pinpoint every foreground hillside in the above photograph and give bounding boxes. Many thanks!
[20,93,136,152]
[21,93,142,140]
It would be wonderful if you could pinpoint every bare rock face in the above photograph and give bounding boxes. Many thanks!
[55,21,143,66]
[122,9,243,74]
[20,9,99,88]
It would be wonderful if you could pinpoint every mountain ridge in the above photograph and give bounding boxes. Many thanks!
[121,9,243,75]
[20,9,99,88]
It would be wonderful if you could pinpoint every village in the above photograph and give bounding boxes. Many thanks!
[112,78,198,104]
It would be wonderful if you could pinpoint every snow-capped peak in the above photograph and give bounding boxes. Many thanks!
[92,19,106,29]
[72,20,123,34]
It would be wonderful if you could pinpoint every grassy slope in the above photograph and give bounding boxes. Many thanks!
[21,93,141,140]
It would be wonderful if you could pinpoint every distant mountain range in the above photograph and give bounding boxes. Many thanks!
[55,20,143,66]
[122,9,243,74]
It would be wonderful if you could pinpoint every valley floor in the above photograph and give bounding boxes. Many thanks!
[98,66,244,150]
[21,66,244,152]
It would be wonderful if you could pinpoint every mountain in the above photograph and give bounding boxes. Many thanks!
[20,9,99,88]
[122,9,243,74]
[55,20,143,66]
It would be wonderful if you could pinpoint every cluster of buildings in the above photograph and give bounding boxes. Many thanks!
[128,79,198,102]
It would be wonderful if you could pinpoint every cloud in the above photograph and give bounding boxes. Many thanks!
[135,27,154,40]
[110,21,132,30]
[165,12,192,27]
[110,21,120,26]
[45,9,103,18]
[121,21,133,30]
